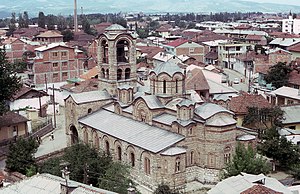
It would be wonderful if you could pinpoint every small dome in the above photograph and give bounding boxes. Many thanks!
[177,99,195,107]
[151,61,184,77]
[105,24,127,31]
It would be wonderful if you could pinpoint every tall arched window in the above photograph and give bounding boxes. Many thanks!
[83,129,88,144]
[117,146,122,161]
[163,80,166,94]
[190,151,194,165]
[144,157,151,175]
[175,158,181,172]
[130,152,135,167]
[101,40,108,63]
[101,68,105,78]
[105,140,110,154]
[117,69,122,80]
[93,132,99,149]
[175,79,178,93]
[116,40,129,63]
[106,69,109,79]
[125,68,131,79]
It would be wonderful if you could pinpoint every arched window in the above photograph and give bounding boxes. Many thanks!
[175,79,178,93]
[175,158,181,172]
[83,129,88,144]
[88,108,92,114]
[105,140,110,154]
[125,68,131,79]
[144,157,151,175]
[101,40,108,63]
[116,40,129,63]
[117,69,122,80]
[190,151,194,165]
[101,68,105,78]
[106,69,109,79]
[130,152,135,167]
[93,132,99,149]
[117,146,122,161]
[163,80,166,94]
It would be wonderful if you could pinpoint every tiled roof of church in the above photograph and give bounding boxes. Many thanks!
[194,103,233,120]
[151,60,184,77]
[79,109,185,153]
[68,90,111,104]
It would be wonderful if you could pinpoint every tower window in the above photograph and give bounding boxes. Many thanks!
[117,40,129,63]
[101,68,105,78]
[175,79,178,93]
[117,69,122,80]
[163,80,166,94]
[106,69,109,79]
[125,68,131,79]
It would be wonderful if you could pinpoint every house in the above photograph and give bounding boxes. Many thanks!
[0,112,29,141]
[208,172,292,194]
[13,27,46,40]
[164,39,205,62]
[244,34,267,46]
[9,86,48,113]
[0,173,117,194]
[155,24,172,38]
[0,38,27,63]
[282,12,300,34]
[267,86,300,106]
[288,70,300,89]
[228,93,272,127]
[30,42,86,86]
[267,48,292,65]
[281,104,300,130]
[33,30,63,44]
[64,24,255,192]
[287,42,300,60]
[269,38,300,50]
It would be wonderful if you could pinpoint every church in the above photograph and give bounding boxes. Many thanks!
[64,24,255,191]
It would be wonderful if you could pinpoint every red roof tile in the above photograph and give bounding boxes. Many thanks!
[228,93,272,114]
[166,39,188,47]
[186,68,210,91]
[289,70,300,86]
[288,42,300,52]
[0,112,28,127]
[241,184,282,194]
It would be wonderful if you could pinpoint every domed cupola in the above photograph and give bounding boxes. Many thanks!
[149,60,185,96]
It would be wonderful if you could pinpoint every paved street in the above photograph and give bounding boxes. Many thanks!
[35,106,67,158]
[223,68,250,92]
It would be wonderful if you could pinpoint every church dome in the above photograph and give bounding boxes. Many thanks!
[150,61,184,77]
[105,24,127,31]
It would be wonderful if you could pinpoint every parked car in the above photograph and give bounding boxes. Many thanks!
[233,78,240,84]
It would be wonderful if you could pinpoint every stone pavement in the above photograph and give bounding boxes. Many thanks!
[35,106,67,158]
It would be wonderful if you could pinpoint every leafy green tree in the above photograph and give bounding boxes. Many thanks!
[154,183,180,194]
[223,143,270,178]
[18,13,25,28]
[23,11,29,28]
[265,62,292,89]
[46,14,56,30]
[0,48,22,115]
[8,12,16,36]
[56,15,67,31]
[136,28,149,39]
[61,29,74,42]
[38,12,46,28]
[6,137,39,175]
[259,127,300,168]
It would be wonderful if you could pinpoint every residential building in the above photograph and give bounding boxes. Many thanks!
[30,43,86,86]
[155,24,172,38]
[218,42,252,69]
[268,86,300,106]
[282,13,300,34]
[0,38,27,63]
[33,30,63,44]
[64,24,255,192]
[287,42,300,60]
[164,39,205,62]
[244,34,267,46]
[0,112,29,141]
[281,104,300,130]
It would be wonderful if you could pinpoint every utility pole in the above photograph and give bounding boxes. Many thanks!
[74,0,78,32]
[44,74,48,92]
[52,84,56,128]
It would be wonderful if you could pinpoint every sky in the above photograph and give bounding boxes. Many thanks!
[246,0,300,6]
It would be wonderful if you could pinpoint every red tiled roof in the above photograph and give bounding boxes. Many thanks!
[186,68,210,91]
[235,24,252,30]
[228,93,272,114]
[245,34,263,41]
[287,42,300,52]
[11,86,48,101]
[269,32,300,38]
[205,51,218,60]
[255,65,271,75]
[241,184,282,194]
[60,79,99,93]
[288,70,300,86]
[137,46,164,59]
[156,24,172,32]
[166,39,188,47]
[0,111,28,127]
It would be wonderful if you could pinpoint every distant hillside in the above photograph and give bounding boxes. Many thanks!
[0,0,300,16]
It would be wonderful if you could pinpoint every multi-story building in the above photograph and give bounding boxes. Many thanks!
[29,43,86,86]
[282,13,300,35]
[1,38,27,63]
[33,30,63,45]
[218,42,252,69]
[65,24,255,192]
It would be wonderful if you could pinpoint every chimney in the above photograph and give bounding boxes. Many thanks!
[74,0,78,32]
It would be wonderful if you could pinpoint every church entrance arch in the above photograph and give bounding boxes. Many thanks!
[70,125,79,144]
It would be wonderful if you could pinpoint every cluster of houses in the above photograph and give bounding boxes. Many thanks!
[1,11,300,193]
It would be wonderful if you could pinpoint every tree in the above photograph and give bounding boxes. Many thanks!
[46,14,56,30]
[259,127,300,168]
[223,143,270,178]
[61,29,74,42]
[23,11,29,28]
[40,144,134,194]
[18,13,25,28]
[6,137,39,175]
[265,62,292,89]
[8,12,16,36]
[38,12,46,28]
[154,184,180,194]
[0,48,22,115]
[57,15,67,31]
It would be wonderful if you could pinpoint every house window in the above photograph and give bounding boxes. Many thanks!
[62,61,67,66]
[52,52,58,57]
[105,141,110,154]
[61,51,67,57]
[175,158,181,172]
[117,146,122,161]
[287,100,294,105]
[62,72,68,77]
[130,152,135,167]
[224,153,231,164]
[189,48,194,53]
[236,46,241,51]
[144,157,151,175]
[53,62,58,67]
[53,73,58,78]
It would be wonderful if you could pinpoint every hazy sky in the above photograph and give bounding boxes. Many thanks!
[247,0,300,6]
